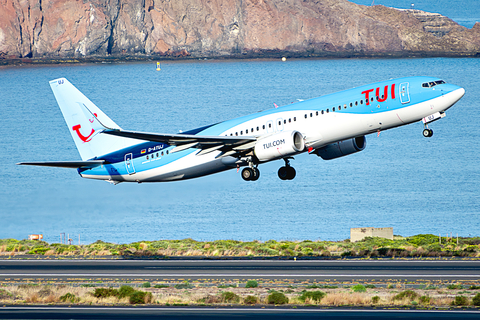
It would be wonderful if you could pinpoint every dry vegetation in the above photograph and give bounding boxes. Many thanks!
[1,234,480,258]
[1,282,480,309]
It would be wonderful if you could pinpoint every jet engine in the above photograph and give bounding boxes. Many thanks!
[313,136,366,160]
[254,130,305,161]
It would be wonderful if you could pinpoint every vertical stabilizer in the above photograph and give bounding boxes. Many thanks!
[49,78,138,160]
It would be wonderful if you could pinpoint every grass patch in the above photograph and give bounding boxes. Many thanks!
[245,280,258,288]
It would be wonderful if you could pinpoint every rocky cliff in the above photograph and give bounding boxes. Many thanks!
[1,0,479,62]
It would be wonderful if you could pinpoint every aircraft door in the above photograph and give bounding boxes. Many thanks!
[399,82,410,104]
[266,120,274,133]
[125,153,136,175]
[276,118,284,132]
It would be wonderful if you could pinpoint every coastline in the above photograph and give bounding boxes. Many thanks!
[1,50,479,67]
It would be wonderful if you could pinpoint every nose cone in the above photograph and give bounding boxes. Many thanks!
[443,86,465,111]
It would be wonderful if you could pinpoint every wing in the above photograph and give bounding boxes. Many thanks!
[102,129,257,157]
[17,160,105,169]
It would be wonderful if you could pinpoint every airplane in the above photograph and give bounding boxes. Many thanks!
[17,76,465,184]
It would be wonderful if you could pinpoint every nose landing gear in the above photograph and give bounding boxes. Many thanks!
[423,128,433,137]
[278,157,296,180]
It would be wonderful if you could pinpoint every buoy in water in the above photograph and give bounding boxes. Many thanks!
[281,57,287,62]
[156,62,161,71]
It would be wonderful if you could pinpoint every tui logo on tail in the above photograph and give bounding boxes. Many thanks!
[72,113,98,142]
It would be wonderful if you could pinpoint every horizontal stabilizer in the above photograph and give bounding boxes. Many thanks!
[17,160,105,169]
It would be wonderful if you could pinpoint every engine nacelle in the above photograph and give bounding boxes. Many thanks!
[314,136,366,160]
[254,130,305,162]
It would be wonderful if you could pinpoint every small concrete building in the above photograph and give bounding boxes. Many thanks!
[350,227,393,242]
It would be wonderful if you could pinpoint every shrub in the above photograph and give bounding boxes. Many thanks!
[299,291,326,302]
[365,284,376,289]
[267,292,288,305]
[419,295,431,304]
[472,293,480,306]
[0,289,13,299]
[351,284,366,293]
[60,293,78,303]
[393,290,418,301]
[469,285,480,290]
[447,284,463,290]
[154,284,170,289]
[92,287,118,298]
[129,291,152,304]
[221,291,240,303]
[118,286,136,298]
[371,296,380,304]
[245,280,258,288]
[244,295,258,304]
[174,281,193,289]
[141,282,151,288]
[451,296,468,306]
[81,284,96,288]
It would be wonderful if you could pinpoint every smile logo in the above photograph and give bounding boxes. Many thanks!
[72,113,98,143]
[72,124,95,142]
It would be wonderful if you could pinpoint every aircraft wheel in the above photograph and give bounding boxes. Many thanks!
[278,166,289,180]
[251,168,260,181]
[241,167,254,181]
[286,166,296,180]
[423,128,433,137]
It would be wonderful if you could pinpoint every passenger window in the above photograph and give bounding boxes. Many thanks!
[268,123,272,128]
[355,101,358,106]
[146,155,149,160]
[240,131,243,135]
[284,120,286,124]
[309,113,312,117]
[316,111,318,116]
[360,100,363,105]
[256,126,259,131]
[156,153,159,157]
[263,125,265,129]
[161,151,164,156]
[321,110,324,115]
[166,150,169,155]
[344,104,347,108]
[246,129,248,134]
[370,97,373,102]
[251,128,253,132]
[289,118,291,123]
[333,107,335,112]
[294,117,296,121]
[230,133,233,136]
[327,109,329,113]
[278,121,281,125]
[350,103,353,107]
[235,132,238,136]
[304,114,307,119]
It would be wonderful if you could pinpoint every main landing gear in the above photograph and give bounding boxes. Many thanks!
[241,166,260,181]
[278,158,296,180]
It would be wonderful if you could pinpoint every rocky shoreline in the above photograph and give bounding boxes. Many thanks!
[1,0,479,66]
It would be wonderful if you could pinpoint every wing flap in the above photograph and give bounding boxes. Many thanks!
[17,160,105,169]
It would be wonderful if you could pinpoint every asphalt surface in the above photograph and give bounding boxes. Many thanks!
[0,306,480,320]
[1,259,479,282]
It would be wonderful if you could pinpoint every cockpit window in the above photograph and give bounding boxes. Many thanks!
[422,80,446,88]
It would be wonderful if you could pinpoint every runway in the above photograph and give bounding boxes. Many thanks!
[1,259,479,283]
[1,306,480,320]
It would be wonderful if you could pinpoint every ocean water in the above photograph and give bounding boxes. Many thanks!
[350,0,479,28]
[1,57,479,244]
